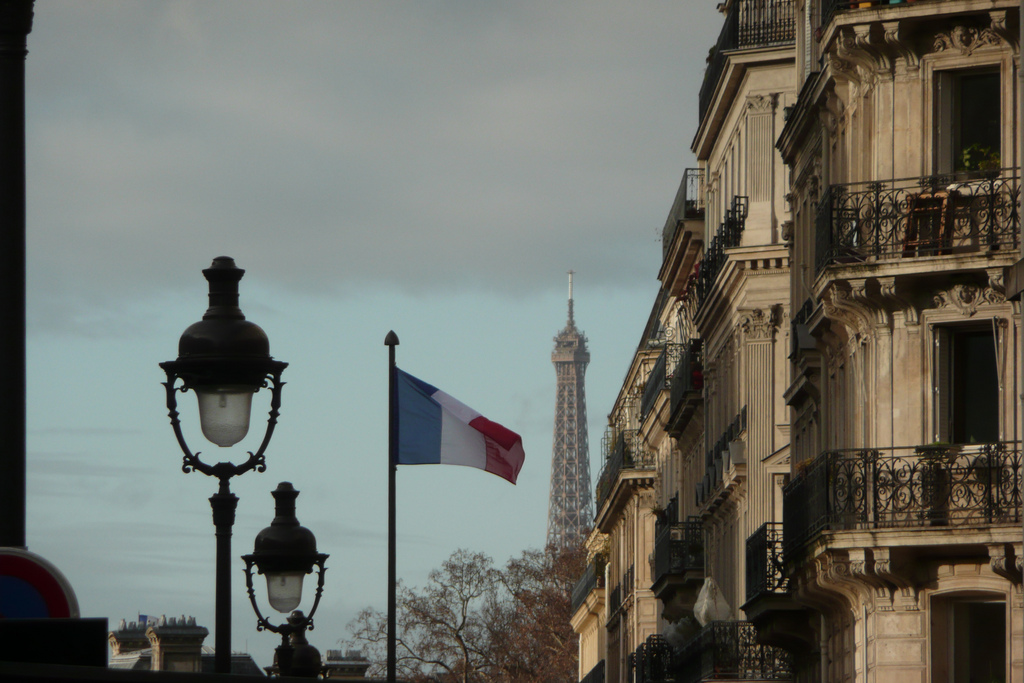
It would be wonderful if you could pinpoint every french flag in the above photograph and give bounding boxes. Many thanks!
[394,368,525,484]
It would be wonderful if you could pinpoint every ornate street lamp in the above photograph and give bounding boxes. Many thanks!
[243,482,328,678]
[160,256,288,674]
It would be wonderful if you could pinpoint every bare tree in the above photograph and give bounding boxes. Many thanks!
[348,549,500,683]
[347,545,583,683]
[486,544,584,683]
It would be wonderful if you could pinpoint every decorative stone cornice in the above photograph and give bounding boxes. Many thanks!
[882,20,920,72]
[826,52,857,85]
[781,220,794,243]
[871,547,920,611]
[987,10,1016,48]
[746,93,777,114]
[848,548,894,611]
[819,86,845,141]
[988,543,1022,584]
[986,267,1006,295]
[877,276,920,326]
[740,307,778,341]
[932,24,1004,56]
[821,284,873,344]
[811,552,867,609]
[932,283,1004,317]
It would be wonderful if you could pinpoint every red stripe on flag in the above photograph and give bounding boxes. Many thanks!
[468,416,521,451]
[470,416,524,484]
[483,438,516,483]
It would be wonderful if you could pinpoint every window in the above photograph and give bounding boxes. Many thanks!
[934,325,999,444]
[936,69,1001,174]
[931,597,1006,683]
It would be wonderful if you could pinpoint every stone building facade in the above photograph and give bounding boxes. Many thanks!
[107,615,262,674]
[570,2,1023,683]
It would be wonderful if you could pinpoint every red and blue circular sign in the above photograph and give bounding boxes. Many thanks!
[0,549,79,619]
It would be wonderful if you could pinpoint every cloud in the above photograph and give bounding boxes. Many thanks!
[25,0,713,320]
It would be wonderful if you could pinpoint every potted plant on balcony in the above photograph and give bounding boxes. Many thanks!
[957,144,1001,180]
[915,442,961,525]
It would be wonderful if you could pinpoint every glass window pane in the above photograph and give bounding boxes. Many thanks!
[956,72,1000,171]
[951,329,998,444]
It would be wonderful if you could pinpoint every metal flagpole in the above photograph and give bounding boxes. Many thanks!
[384,331,399,683]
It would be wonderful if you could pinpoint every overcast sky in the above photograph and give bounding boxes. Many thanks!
[22,1,721,669]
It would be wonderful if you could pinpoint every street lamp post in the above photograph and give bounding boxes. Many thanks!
[243,482,328,678]
[160,256,288,674]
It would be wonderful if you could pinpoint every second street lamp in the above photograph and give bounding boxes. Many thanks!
[160,256,288,674]
[244,482,328,678]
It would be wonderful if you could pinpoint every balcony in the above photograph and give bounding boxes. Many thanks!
[571,557,606,615]
[699,0,796,124]
[606,582,622,627]
[653,512,704,586]
[641,344,683,424]
[744,522,786,605]
[628,626,791,683]
[742,523,812,652]
[697,407,747,509]
[815,171,1020,275]
[695,196,748,314]
[667,339,704,437]
[663,169,706,258]
[596,429,656,512]
[675,622,792,683]
[652,512,705,620]
[820,0,939,31]
[677,622,791,683]
[607,564,634,626]
[783,442,1023,558]
[629,635,673,683]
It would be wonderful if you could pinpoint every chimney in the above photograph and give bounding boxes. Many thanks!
[146,615,209,672]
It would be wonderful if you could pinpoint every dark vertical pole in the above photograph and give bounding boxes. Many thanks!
[210,482,239,675]
[0,1,34,550]
[384,331,399,683]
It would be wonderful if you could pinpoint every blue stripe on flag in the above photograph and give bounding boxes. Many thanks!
[395,368,442,464]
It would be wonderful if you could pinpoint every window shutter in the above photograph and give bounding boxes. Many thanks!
[935,72,954,174]
[934,327,951,442]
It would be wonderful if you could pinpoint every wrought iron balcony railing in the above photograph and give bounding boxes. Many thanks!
[789,297,815,361]
[670,338,703,407]
[699,0,796,124]
[571,557,606,614]
[629,635,674,683]
[745,522,787,604]
[698,407,747,507]
[641,344,683,423]
[597,429,656,511]
[653,517,704,586]
[674,621,792,683]
[815,171,1021,274]
[783,442,1023,558]
[607,582,623,623]
[695,196,748,313]
[582,660,606,683]
[627,625,791,683]
[668,339,704,438]
[664,168,706,258]
[662,494,680,527]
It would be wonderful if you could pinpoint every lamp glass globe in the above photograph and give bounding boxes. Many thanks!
[196,387,254,447]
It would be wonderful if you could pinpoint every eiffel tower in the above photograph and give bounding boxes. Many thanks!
[546,271,592,549]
